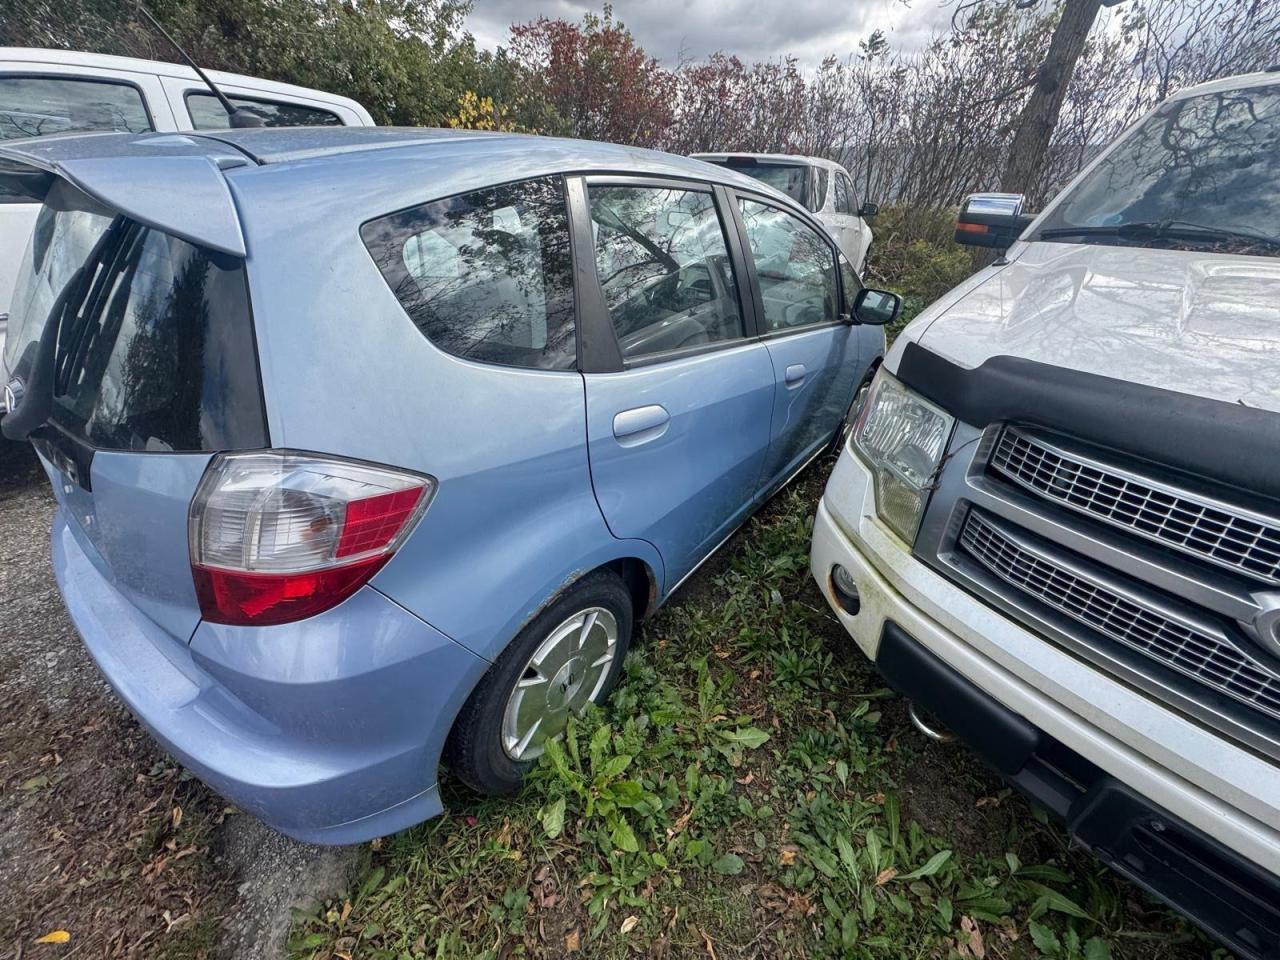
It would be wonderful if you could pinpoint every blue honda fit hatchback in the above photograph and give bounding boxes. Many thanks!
[0,128,893,842]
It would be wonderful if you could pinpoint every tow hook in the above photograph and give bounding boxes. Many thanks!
[907,701,956,743]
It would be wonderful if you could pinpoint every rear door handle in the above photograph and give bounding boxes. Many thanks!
[612,404,670,446]
[785,363,806,386]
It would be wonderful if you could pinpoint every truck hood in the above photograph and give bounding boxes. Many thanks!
[897,241,1280,414]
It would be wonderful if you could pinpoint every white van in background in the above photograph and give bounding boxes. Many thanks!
[692,152,877,272]
[0,47,375,352]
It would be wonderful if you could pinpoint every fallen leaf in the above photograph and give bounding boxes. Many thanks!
[735,772,754,785]
[171,806,183,829]
[866,792,886,804]
[874,867,898,886]
[757,883,788,914]
[699,927,718,960]
[961,916,986,959]
[35,930,71,944]
[564,929,580,952]
[778,846,799,866]
[787,893,816,917]
[620,915,639,934]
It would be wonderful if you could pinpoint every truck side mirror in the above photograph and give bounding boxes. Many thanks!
[954,193,1033,249]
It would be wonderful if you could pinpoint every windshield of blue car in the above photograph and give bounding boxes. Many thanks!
[1034,83,1280,257]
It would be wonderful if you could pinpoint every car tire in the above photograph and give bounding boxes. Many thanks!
[444,570,633,795]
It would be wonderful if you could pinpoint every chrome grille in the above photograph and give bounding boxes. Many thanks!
[960,511,1280,724]
[990,428,1280,584]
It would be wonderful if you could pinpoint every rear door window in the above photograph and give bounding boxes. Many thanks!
[833,174,855,215]
[361,176,577,370]
[185,92,343,129]
[588,184,745,362]
[811,168,829,212]
[0,76,152,141]
[0,77,152,202]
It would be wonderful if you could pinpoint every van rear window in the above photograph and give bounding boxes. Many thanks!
[6,182,267,452]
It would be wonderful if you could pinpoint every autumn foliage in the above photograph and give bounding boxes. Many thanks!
[507,5,675,145]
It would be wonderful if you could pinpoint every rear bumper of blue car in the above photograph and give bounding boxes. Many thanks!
[51,509,489,844]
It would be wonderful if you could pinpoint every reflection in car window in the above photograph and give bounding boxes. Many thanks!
[40,218,265,452]
[739,199,838,333]
[0,76,152,141]
[186,93,343,129]
[589,185,744,361]
[1036,85,1280,256]
[361,176,577,370]
[0,78,152,203]
[4,183,114,377]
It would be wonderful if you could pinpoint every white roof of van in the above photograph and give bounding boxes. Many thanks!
[0,47,373,122]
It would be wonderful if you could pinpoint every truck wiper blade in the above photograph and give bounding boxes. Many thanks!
[1039,220,1280,250]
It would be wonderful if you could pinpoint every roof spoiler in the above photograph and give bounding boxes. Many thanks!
[0,146,247,258]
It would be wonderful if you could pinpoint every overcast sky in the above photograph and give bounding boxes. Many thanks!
[465,0,960,66]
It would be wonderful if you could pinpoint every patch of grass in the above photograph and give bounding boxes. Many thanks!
[289,471,1219,960]
[863,205,977,342]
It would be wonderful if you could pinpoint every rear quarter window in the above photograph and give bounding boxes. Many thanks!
[361,176,577,370]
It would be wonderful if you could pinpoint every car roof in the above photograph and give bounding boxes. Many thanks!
[1164,69,1280,101]
[0,128,799,254]
[0,46,371,116]
[692,152,846,173]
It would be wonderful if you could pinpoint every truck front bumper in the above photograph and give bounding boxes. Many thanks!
[810,448,1280,877]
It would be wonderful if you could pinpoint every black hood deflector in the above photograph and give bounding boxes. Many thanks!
[897,341,1280,502]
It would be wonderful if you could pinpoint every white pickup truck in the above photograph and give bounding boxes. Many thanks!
[0,47,374,365]
[812,70,1280,958]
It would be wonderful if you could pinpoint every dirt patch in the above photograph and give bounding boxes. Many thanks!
[0,440,357,959]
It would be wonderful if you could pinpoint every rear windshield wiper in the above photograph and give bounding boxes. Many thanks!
[1038,220,1280,251]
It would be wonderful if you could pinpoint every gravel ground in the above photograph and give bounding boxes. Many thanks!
[0,439,359,959]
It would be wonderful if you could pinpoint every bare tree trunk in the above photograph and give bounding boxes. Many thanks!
[1001,0,1103,197]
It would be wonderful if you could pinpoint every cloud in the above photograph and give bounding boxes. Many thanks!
[465,0,956,66]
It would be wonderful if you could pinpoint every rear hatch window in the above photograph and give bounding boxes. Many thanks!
[4,179,266,452]
[704,159,811,207]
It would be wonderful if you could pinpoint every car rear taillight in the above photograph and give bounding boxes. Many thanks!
[189,451,435,626]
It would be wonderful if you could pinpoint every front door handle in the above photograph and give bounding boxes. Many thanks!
[785,363,807,386]
[613,404,670,446]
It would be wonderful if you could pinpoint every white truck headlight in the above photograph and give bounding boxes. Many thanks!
[851,370,954,544]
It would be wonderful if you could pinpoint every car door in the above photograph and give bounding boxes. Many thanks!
[575,176,775,592]
[819,170,858,269]
[733,195,861,493]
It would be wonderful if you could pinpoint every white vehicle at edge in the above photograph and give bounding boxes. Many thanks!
[692,152,876,273]
[0,47,375,371]
[812,70,1280,958]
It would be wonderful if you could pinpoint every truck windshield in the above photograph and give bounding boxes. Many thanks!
[1034,84,1280,257]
